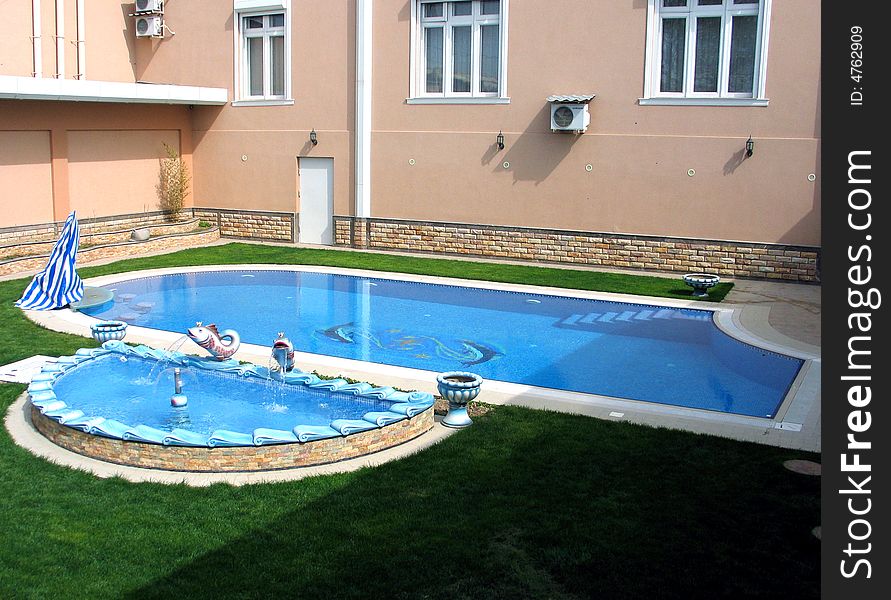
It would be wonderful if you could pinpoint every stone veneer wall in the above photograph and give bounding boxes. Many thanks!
[0,227,220,277]
[1,208,295,247]
[333,216,820,283]
[0,211,186,246]
[192,208,295,242]
[0,219,200,261]
[32,404,433,472]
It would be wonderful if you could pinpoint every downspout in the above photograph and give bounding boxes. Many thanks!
[54,0,64,78]
[355,0,373,220]
[75,0,85,79]
[31,0,42,77]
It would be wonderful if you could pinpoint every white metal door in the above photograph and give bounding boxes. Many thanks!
[298,157,334,245]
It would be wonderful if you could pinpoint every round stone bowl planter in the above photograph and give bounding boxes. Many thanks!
[437,371,483,429]
[683,273,721,298]
[90,320,128,343]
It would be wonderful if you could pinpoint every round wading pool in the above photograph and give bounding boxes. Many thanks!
[28,342,435,472]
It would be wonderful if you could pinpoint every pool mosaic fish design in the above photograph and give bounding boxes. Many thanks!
[317,322,503,367]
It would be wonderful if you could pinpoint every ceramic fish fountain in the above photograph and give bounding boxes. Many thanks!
[187,322,241,360]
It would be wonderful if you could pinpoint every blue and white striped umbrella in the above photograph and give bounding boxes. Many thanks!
[15,211,84,310]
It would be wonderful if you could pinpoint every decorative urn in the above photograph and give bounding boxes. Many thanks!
[437,371,483,428]
[683,273,721,298]
[90,320,128,343]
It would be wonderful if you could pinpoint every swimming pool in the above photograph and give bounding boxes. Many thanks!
[81,269,803,418]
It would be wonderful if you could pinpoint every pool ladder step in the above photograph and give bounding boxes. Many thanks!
[559,308,710,327]
[561,309,658,326]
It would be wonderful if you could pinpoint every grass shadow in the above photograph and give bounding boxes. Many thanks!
[119,409,819,600]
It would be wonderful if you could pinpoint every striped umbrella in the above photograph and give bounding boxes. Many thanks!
[15,211,85,310]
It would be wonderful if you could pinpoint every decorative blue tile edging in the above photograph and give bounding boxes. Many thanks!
[27,340,434,448]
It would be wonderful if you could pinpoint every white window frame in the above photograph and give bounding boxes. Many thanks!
[641,0,771,106]
[408,0,510,104]
[233,0,292,106]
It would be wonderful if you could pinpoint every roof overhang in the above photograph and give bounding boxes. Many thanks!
[0,75,228,105]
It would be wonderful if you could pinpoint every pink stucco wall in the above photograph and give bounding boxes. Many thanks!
[68,129,181,219]
[2,1,820,248]
[1,1,135,81]
[368,0,820,246]
[0,101,192,226]
[0,131,55,227]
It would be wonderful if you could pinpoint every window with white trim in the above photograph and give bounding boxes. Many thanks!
[413,0,507,100]
[643,0,769,102]
[236,10,289,101]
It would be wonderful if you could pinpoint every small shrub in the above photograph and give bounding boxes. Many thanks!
[156,143,191,221]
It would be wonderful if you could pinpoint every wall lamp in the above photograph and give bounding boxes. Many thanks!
[496,130,505,150]
[310,129,318,146]
[745,136,754,157]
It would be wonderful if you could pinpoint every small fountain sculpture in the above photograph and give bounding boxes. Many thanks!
[170,367,188,407]
[271,332,296,372]
[186,322,241,360]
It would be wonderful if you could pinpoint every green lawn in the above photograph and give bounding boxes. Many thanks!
[0,245,818,599]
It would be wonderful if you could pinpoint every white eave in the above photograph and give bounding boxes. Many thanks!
[0,75,228,105]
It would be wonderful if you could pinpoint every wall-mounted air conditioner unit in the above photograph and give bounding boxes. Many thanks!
[135,15,163,37]
[134,0,164,14]
[547,94,596,133]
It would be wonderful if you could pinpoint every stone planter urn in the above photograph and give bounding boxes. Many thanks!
[90,320,128,343]
[437,371,483,428]
[683,273,721,298]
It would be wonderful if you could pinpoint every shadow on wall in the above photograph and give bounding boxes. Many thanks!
[485,104,582,185]
[121,3,138,80]
[722,148,748,175]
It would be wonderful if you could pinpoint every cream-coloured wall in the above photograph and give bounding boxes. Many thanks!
[0,131,55,226]
[67,130,180,219]
[368,0,821,246]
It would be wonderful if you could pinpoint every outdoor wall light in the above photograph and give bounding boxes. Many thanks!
[496,130,505,150]
[310,129,318,146]
[745,136,754,157]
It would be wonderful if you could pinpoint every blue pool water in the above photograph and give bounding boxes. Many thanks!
[82,270,803,417]
[50,353,397,435]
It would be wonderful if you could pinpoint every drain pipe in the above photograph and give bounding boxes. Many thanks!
[355,0,373,221]
[31,0,42,77]
[54,0,64,78]
[75,0,85,79]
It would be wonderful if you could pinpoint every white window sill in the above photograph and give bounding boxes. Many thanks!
[231,99,294,107]
[405,97,511,105]
[638,97,769,107]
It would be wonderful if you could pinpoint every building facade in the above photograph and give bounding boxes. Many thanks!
[1,1,820,281]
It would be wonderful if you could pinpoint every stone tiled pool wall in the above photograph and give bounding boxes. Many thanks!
[31,403,433,472]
